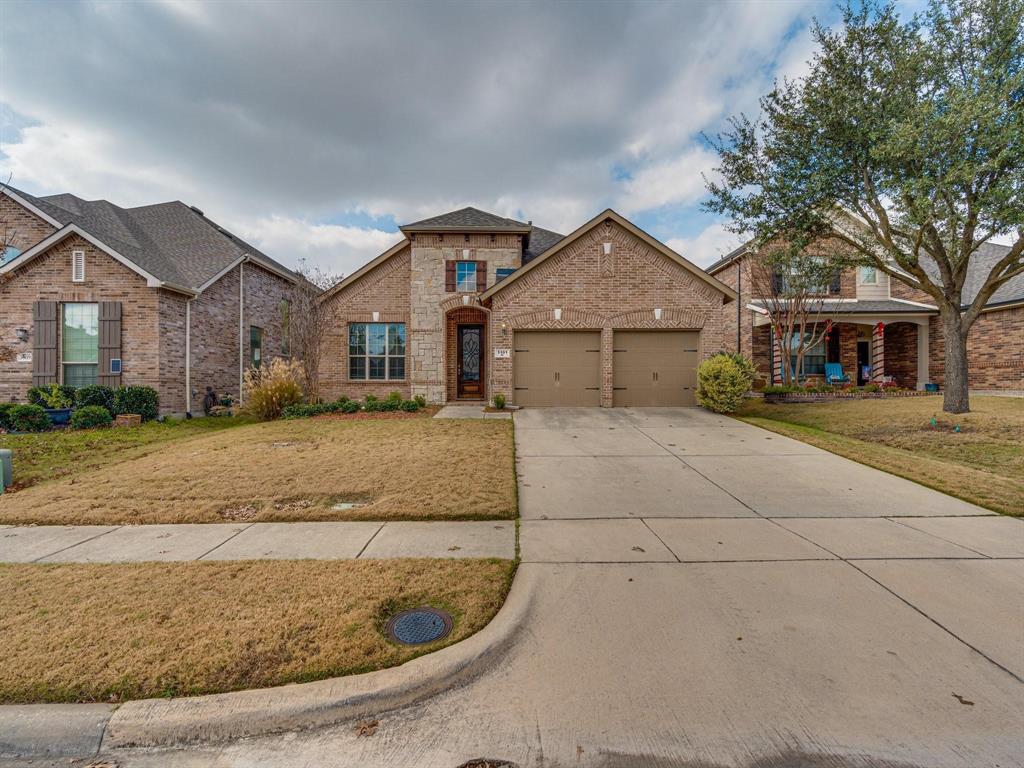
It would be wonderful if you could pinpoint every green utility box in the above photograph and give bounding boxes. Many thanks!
[0,448,12,492]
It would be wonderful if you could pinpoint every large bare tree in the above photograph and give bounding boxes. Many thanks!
[705,0,1024,412]
[283,261,342,403]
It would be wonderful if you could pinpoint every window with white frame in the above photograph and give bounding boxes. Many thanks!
[62,303,99,386]
[72,250,85,282]
[455,261,477,291]
[349,322,405,380]
[858,266,877,285]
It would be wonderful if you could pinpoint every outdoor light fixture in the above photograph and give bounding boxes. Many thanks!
[603,242,613,255]
[14,328,29,343]
[554,308,562,321]
[654,308,663,320]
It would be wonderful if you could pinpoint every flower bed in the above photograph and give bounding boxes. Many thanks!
[762,388,939,403]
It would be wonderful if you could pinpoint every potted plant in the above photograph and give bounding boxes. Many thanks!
[29,384,75,427]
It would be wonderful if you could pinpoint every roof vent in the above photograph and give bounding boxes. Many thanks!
[189,205,205,217]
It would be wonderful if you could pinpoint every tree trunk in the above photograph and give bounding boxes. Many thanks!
[941,309,970,414]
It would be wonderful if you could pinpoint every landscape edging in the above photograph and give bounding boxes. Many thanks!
[99,564,534,749]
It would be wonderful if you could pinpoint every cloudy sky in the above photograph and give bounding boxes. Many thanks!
[1,0,857,275]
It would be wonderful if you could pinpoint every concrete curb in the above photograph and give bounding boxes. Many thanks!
[100,564,534,749]
[0,567,532,757]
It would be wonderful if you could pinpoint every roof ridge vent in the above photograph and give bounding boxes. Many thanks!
[189,205,205,217]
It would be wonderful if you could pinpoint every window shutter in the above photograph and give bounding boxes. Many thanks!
[829,271,841,294]
[445,260,456,292]
[476,260,487,292]
[770,271,783,294]
[32,301,58,386]
[98,301,122,388]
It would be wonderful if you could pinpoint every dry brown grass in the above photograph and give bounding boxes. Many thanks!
[737,395,1023,516]
[0,558,515,703]
[0,418,516,525]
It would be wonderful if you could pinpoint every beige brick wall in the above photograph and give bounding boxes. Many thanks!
[0,195,57,254]
[410,233,521,403]
[488,220,727,407]
[320,246,413,401]
[928,306,1024,390]
[0,234,161,404]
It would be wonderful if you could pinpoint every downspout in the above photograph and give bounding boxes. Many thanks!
[238,260,245,405]
[185,298,192,418]
[736,261,742,352]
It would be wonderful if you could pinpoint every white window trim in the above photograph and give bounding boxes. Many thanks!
[60,302,100,386]
[72,250,86,282]
[858,266,878,285]
[348,322,406,381]
[455,261,478,292]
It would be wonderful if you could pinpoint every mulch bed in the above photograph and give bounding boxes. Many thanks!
[763,391,939,403]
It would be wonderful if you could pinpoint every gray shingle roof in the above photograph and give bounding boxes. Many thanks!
[400,207,531,232]
[523,225,564,264]
[960,242,1022,307]
[5,186,296,291]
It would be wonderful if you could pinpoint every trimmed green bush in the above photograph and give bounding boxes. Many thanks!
[400,399,420,412]
[114,386,160,421]
[0,403,16,431]
[387,391,402,404]
[71,405,114,430]
[28,384,75,409]
[340,400,360,414]
[75,385,116,416]
[8,404,50,432]
[363,398,385,412]
[492,393,506,410]
[413,394,427,408]
[696,353,756,414]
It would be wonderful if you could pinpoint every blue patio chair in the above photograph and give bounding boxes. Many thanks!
[824,363,851,385]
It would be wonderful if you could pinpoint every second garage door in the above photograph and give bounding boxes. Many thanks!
[513,331,601,406]
[613,330,700,406]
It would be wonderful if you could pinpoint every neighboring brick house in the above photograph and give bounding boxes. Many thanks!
[708,241,1023,391]
[0,186,298,415]
[318,208,736,406]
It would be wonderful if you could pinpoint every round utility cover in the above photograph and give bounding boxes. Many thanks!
[386,607,453,645]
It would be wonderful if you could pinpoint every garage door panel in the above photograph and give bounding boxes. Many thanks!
[613,331,700,407]
[514,331,601,407]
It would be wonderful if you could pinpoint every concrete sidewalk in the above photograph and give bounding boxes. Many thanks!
[0,520,515,563]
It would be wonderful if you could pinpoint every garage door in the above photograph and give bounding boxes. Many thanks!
[613,331,700,406]
[513,331,601,406]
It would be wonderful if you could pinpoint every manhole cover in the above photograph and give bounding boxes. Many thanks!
[386,607,453,645]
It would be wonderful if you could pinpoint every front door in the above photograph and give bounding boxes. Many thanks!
[457,324,484,399]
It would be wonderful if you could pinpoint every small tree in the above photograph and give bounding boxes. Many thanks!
[283,260,342,403]
[705,0,1024,412]
[749,244,848,385]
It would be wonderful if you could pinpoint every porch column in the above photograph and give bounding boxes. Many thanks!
[770,328,783,384]
[916,321,930,390]
[871,322,885,383]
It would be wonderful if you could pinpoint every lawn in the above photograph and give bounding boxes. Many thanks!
[736,395,1024,516]
[0,558,514,703]
[0,416,516,525]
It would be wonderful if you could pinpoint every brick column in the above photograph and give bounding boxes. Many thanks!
[601,326,614,407]
[871,322,885,383]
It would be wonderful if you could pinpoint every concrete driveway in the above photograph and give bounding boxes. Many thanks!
[102,408,1024,767]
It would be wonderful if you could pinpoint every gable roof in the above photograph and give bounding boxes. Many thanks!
[706,239,754,275]
[480,208,737,302]
[400,207,532,233]
[523,225,564,264]
[0,185,297,292]
[316,239,409,304]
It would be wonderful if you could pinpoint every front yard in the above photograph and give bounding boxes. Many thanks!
[736,395,1023,516]
[0,558,514,703]
[0,415,516,525]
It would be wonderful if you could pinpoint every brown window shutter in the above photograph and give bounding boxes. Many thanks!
[445,260,456,292]
[32,301,58,386]
[476,261,487,292]
[98,301,122,388]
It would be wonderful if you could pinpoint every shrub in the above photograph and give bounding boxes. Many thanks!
[29,384,75,409]
[762,384,801,394]
[413,394,427,408]
[492,393,506,410]
[75,385,116,416]
[696,353,756,414]
[0,403,16,431]
[242,358,304,420]
[363,398,386,412]
[400,399,420,412]
[387,391,402,404]
[114,385,160,421]
[335,395,350,404]
[8,404,50,432]
[71,405,113,430]
[340,400,360,414]
[365,394,378,404]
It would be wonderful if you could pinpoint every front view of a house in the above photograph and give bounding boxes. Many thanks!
[317,208,737,407]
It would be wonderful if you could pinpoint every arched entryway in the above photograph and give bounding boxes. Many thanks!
[445,306,488,401]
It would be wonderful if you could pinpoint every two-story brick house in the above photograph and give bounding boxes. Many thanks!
[0,185,298,415]
[708,242,1023,391]
[318,207,736,406]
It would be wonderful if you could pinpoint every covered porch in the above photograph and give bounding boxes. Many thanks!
[753,311,935,390]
